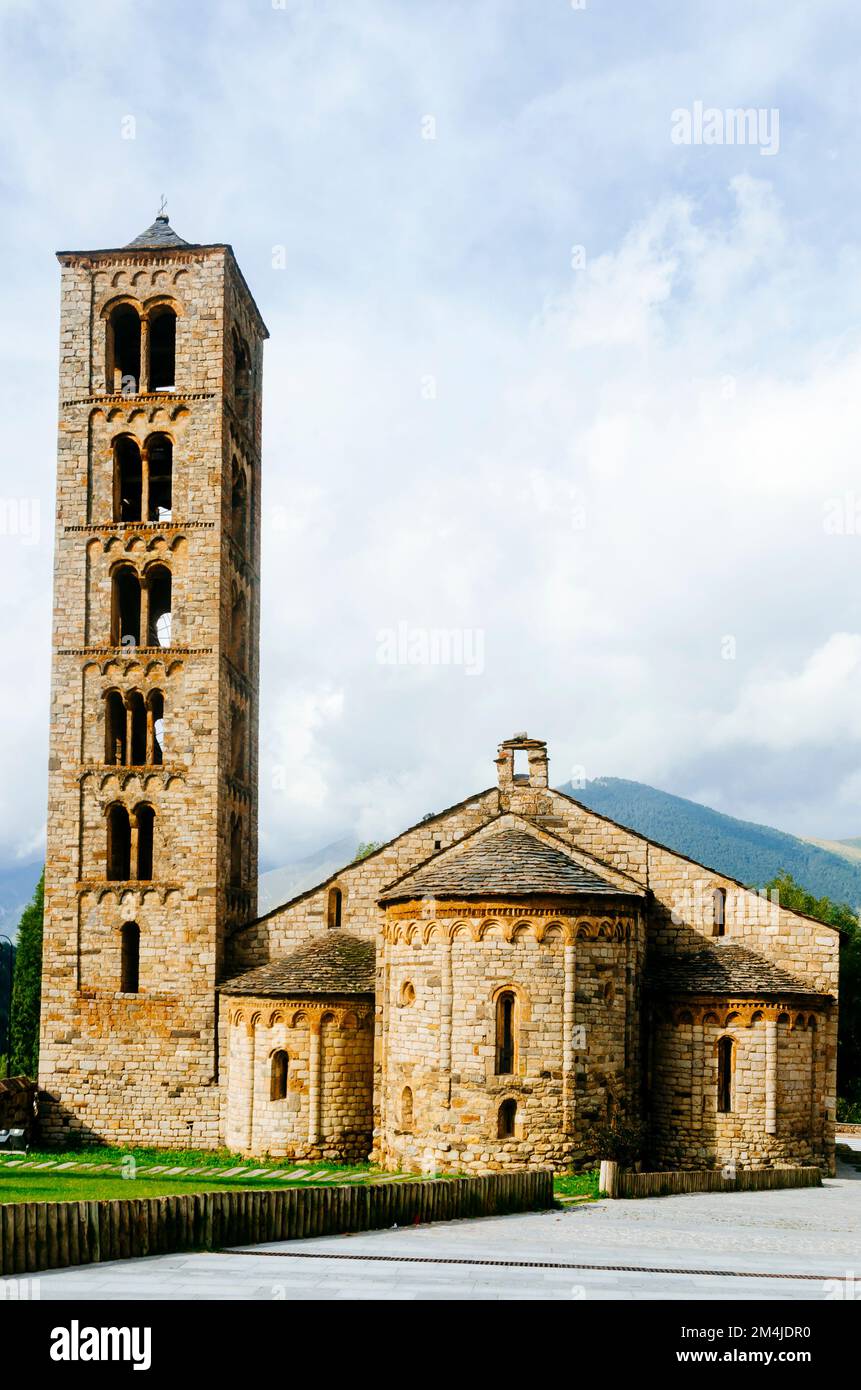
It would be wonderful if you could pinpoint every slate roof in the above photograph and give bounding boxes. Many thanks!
[125,215,189,249]
[220,932,375,997]
[379,826,633,903]
[646,944,828,998]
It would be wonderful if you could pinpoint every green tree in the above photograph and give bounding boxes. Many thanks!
[9,870,44,1079]
[761,872,861,1111]
[352,842,382,863]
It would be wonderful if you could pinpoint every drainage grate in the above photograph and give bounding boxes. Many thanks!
[217,1249,835,1281]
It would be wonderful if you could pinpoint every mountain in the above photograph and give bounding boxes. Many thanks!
[801,836,861,867]
[258,837,356,915]
[559,777,861,909]
[0,862,42,940]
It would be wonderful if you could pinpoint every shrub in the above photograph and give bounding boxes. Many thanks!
[591,1116,645,1168]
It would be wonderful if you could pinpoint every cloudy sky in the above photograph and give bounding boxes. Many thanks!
[2,0,861,872]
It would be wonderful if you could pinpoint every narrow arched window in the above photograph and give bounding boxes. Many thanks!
[113,436,143,521]
[127,690,147,766]
[231,459,248,549]
[148,307,176,391]
[111,566,141,647]
[121,922,140,994]
[105,690,126,765]
[498,1098,517,1138]
[230,703,247,778]
[230,814,243,887]
[107,305,141,393]
[717,1036,734,1113]
[713,887,727,937]
[230,589,248,671]
[149,690,164,766]
[270,1050,289,1101]
[146,434,173,521]
[135,804,155,881]
[495,991,516,1075]
[401,1086,413,1132]
[146,564,172,647]
[233,330,251,418]
[106,803,131,881]
[327,886,342,930]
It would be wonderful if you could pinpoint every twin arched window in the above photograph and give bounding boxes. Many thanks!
[113,434,173,523]
[106,302,176,395]
[104,689,164,766]
[106,803,155,882]
[111,563,172,649]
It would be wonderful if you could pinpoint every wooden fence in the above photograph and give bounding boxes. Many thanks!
[613,1165,822,1199]
[0,1169,553,1276]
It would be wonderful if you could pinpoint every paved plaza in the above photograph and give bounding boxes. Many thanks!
[29,1142,861,1301]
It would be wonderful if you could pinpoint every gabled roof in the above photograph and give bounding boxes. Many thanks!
[220,932,375,998]
[379,823,638,903]
[231,787,501,933]
[646,944,829,999]
[125,214,189,249]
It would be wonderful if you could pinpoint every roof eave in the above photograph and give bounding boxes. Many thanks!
[380,888,645,907]
[55,243,270,339]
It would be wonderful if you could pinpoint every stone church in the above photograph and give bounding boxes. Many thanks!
[39,218,839,1175]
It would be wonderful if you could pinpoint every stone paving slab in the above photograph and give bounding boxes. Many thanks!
[28,1163,860,1301]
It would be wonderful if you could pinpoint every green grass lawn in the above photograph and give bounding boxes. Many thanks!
[0,1141,579,1205]
[0,1170,377,1203]
[553,1170,600,1200]
[0,1144,383,1203]
[18,1143,355,1171]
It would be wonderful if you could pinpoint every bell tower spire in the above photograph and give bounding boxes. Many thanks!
[39,216,268,1145]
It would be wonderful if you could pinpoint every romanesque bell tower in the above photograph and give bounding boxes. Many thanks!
[39,213,267,1145]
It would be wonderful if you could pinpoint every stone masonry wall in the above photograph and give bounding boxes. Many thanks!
[40,238,266,1147]
[223,994,373,1161]
[377,903,643,1174]
[649,1004,831,1170]
[227,788,501,969]
[240,761,836,1173]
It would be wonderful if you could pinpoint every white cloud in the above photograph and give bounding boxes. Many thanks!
[2,1,861,866]
[710,635,861,751]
